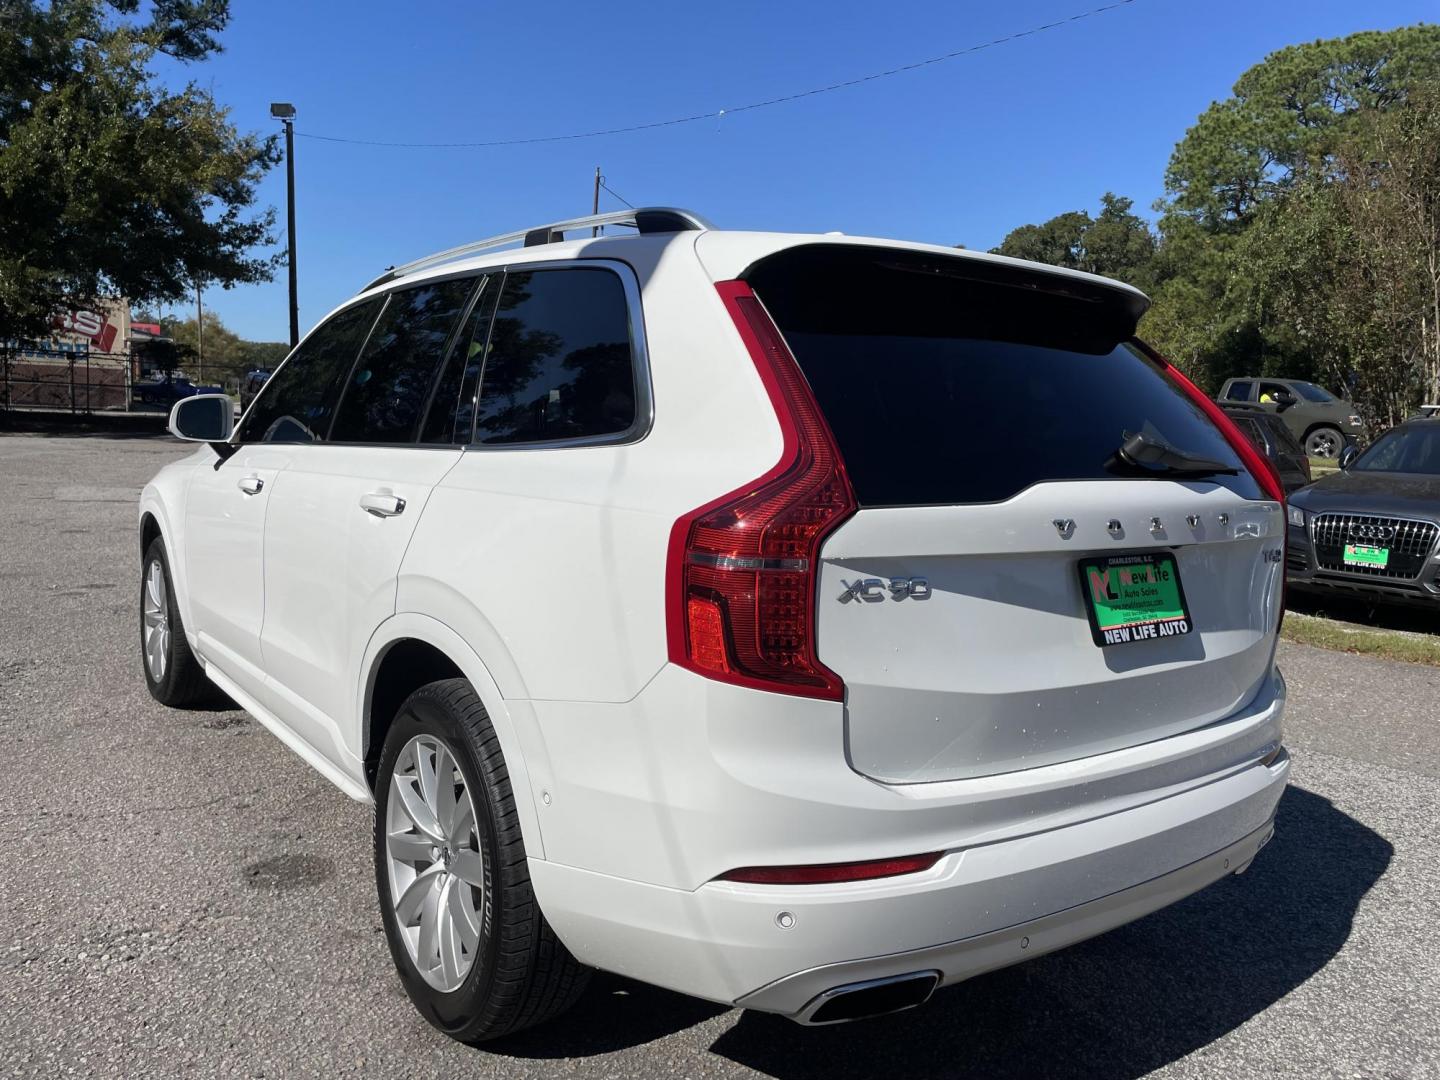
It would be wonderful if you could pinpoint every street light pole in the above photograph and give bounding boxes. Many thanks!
[270,102,299,348]
[196,281,203,381]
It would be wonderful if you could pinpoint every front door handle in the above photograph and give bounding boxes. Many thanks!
[237,475,264,496]
[360,492,406,518]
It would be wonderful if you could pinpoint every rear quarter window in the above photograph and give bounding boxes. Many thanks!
[473,268,638,445]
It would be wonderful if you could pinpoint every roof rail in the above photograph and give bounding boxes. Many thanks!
[361,207,714,292]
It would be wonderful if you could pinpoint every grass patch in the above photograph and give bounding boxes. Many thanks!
[1281,610,1440,666]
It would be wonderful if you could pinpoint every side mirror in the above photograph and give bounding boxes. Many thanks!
[169,393,234,447]
[1338,444,1360,470]
[1272,389,1297,409]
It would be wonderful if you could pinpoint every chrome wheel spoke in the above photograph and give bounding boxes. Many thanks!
[447,794,474,846]
[394,777,444,842]
[437,877,464,986]
[449,875,481,947]
[387,829,434,864]
[432,744,459,835]
[415,742,441,817]
[415,874,444,972]
[451,849,484,889]
[385,733,484,993]
[142,560,170,680]
[394,863,444,926]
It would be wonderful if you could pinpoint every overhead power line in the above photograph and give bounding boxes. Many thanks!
[296,0,1141,151]
[599,179,635,209]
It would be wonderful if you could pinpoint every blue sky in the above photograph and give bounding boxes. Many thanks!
[161,0,1437,342]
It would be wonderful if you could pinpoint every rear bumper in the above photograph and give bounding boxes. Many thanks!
[748,817,1275,1020]
[529,748,1289,1012]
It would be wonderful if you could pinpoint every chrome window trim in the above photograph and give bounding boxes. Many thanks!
[460,258,655,453]
[232,260,652,452]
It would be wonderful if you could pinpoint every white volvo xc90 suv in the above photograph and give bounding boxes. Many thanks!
[139,208,1289,1042]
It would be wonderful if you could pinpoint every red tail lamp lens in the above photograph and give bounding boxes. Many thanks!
[664,281,857,701]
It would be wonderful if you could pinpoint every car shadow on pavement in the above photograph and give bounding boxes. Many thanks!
[491,785,1390,1079]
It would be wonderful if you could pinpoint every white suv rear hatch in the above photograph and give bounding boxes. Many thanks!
[743,243,1283,783]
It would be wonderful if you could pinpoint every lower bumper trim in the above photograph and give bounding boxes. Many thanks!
[740,818,1276,1020]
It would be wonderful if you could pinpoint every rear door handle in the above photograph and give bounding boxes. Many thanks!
[237,475,264,495]
[360,492,406,518]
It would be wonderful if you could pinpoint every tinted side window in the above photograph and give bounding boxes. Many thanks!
[1225,381,1253,401]
[331,277,477,444]
[1232,416,1269,455]
[1260,415,1304,456]
[474,269,636,445]
[420,276,500,444]
[239,300,380,443]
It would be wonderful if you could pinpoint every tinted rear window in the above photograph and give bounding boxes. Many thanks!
[747,246,1259,506]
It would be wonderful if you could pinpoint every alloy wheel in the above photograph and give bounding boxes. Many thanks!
[142,559,170,681]
[385,734,485,993]
[1306,430,1340,459]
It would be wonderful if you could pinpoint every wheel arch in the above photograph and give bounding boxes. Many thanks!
[140,511,163,556]
[137,491,199,639]
[358,614,551,859]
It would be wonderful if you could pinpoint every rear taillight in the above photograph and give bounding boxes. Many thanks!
[664,281,857,701]
[1134,340,1287,627]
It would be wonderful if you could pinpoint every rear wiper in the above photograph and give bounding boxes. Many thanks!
[1113,430,1238,477]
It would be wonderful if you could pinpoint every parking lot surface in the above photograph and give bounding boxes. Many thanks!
[2,432,1437,1079]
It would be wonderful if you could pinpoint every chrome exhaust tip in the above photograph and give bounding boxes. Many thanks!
[795,971,941,1026]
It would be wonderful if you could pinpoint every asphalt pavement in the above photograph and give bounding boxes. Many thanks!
[1,432,1437,1079]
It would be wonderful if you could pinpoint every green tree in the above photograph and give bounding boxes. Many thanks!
[164,310,238,378]
[0,1,279,340]
[1164,26,1440,230]
[234,338,289,373]
[991,193,1157,290]
[1144,25,1440,393]
[1235,84,1440,424]
[160,309,285,385]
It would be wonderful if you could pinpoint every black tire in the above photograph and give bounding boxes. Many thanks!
[1304,425,1344,460]
[374,679,590,1043]
[140,537,216,707]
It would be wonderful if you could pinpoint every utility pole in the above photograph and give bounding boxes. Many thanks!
[196,281,204,382]
[271,102,299,347]
[592,166,601,236]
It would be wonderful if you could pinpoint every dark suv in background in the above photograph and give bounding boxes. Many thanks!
[1217,377,1367,459]
[239,368,271,410]
[1286,417,1440,608]
[1219,404,1311,495]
